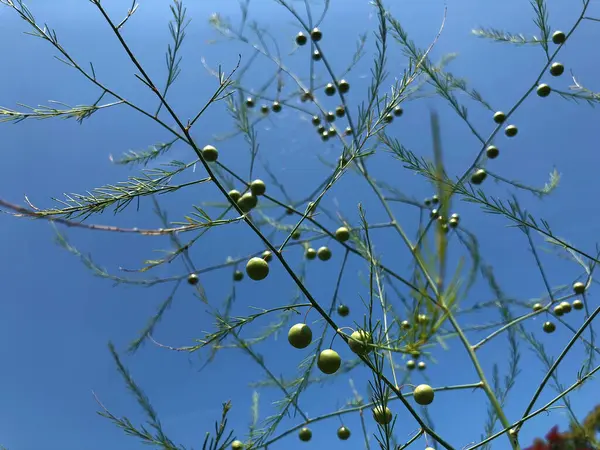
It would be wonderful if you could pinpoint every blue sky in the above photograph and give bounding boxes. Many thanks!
[1,0,599,449]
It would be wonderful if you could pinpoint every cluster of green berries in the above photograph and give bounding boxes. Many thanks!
[295,425,351,443]
[424,195,460,232]
[534,281,586,334]
[471,31,566,186]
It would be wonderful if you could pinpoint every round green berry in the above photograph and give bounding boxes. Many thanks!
[348,330,372,355]
[310,27,322,41]
[337,304,350,317]
[305,248,317,260]
[233,270,244,281]
[406,359,416,370]
[311,115,321,126]
[272,101,282,112]
[325,111,336,122]
[554,304,564,316]
[559,301,572,314]
[338,79,350,93]
[573,281,585,294]
[504,125,518,137]
[231,440,243,450]
[493,111,506,124]
[250,179,266,196]
[324,83,336,96]
[573,299,584,310]
[401,320,411,330]
[413,384,435,405]
[228,189,241,202]
[533,303,543,312]
[417,361,426,371]
[335,106,346,117]
[552,31,566,45]
[335,226,350,242]
[312,50,322,61]
[393,106,403,117]
[543,321,556,333]
[246,257,269,281]
[298,427,312,442]
[237,193,258,212]
[288,323,313,349]
[337,426,351,440]
[296,32,307,46]
[372,406,393,425]
[262,250,273,262]
[187,273,199,285]
[383,113,393,124]
[260,105,269,114]
[291,229,301,240]
[202,145,218,162]
[486,145,499,159]
[245,97,255,108]
[471,169,487,185]
[317,246,332,261]
[550,62,564,76]
[317,349,341,374]
[537,83,551,97]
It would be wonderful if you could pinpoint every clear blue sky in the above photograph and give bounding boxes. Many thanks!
[1,1,599,449]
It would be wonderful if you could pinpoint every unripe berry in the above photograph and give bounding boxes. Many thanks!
[317,349,341,374]
[573,281,585,294]
[299,427,312,442]
[295,32,307,46]
[537,83,551,97]
[337,426,351,440]
[335,226,350,242]
[552,30,566,45]
[493,111,506,124]
[250,179,266,196]
[246,257,269,281]
[413,384,435,405]
[372,406,393,425]
[504,125,518,137]
[543,321,556,333]
[187,273,199,285]
[338,79,350,93]
[202,145,218,162]
[317,246,332,261]
[310,27,322,41]
[471,169,487,185]
[550,62,564,76]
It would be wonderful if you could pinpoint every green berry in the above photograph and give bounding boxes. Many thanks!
[393,106,403,117]
[305,248,317,260]
[554,304,564,316]
[338,79,350,93]
[237,193,258,212]
[337,304,350,317]
[401,320,411,330]
[250,179,266,196]
[335,106,346,117]
[533,303,543,312]
[543,321,556,333]
[317,246,332,261]
[310,27,322,41]
[560,301,572,314]
[537,83,551,97]
[573,281,585,294]
[493,111,506,124]
[299,427,312,442]
[312,50,322,61]
[448,217,459,228]
[245,97,255,108]
[335,226,350,242]
[260,105,269,114]
[231,440,244,450]
[552,31,566,45]
[311,115,321,126]
[272,101,282,112]
[348,330,372,355]
[383,113,393,123]
[471,169,487,185]
[288,323,313,349]
[486,145,499,159]
[317,349,342,374]
[417,361,426,371]
[505,125,518,137]
[417,314,430,324]
[202,145,218,162]
[550,62,564,76]
[228,189,241,202]
[337,426,351,440]
[413,384,435,405]
[291,229,301,240]
[328,127,336,136]
[325,83,336,96]
[187,273,199,285]
[572,299,584,310]
[325,111,336,122]
[406,360,416,370]
[262,250,273,262]
[246,257,269,281]
[296,32,307,46]
[233,270,244,281]
[372,406,393,425]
